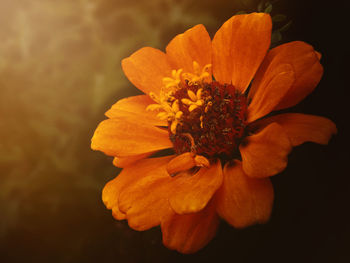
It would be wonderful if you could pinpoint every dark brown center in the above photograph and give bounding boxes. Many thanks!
[169,81,248,162]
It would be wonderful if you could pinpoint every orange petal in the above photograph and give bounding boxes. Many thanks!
[239,123,292,178]
[214,160,274,228]
[112,152,155,168]
[161,200,219,254]
[166,24,212,73]
[252,41,323,110]
[103,156,173,222]
[103,175,126,220]
[315,51,322,60]
[122,47,172,95]
[166,153,211,175]
[247,63,295,122]
[168,160,223,214]
[102,175,130,221]
[91,118,172,156]
[111,209,125,221]
[105,95,167,126]
[118,156,175,231]
[253,113,337,146]
[166,152,196,175]
[212,13,272,93]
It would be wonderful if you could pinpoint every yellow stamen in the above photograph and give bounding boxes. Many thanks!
[200,116,204,129]
[146,104,163,111]
[175,111,183,119]
[162,77,175,83]
[172,100,180,112]
[196,88,203,100]
[205,101,212,113]
[162,69,183,91]
[189,104,198,112]
[187,90,197,101]
[171,121,178,134]
[196,100,204,106]
[175,68,183,80]
[193,61,201,75]
[181,98,193,105]
[202,64,211,72]
[147,63,212,134]
[157,112,168,120]
[182,61,212,85]
[149,92,160,103]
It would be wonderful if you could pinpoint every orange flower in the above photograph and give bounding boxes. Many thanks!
[91,13,337,254]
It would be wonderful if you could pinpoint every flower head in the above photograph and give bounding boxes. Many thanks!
[91,13,336,254]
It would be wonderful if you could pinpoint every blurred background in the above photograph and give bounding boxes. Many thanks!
[0,0,348,262]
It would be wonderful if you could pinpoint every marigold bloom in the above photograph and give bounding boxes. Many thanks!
[91,13,337,254]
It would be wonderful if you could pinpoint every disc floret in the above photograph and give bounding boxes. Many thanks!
[147,61,247,163]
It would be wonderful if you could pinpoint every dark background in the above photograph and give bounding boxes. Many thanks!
[0,0,348,262]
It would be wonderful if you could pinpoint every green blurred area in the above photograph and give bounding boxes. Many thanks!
[0,0,218,231]
[0,0,292,261]
[0,0,221,260]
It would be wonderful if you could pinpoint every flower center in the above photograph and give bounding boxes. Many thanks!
[170,81,247,162]
[147,61,248,163]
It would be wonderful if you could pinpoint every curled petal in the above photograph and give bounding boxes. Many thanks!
[252,113,337,146]
[161,200,219,254]
[250,41,323,110]
[91,118,172,156]
[215,160,274,228]
[167,153,211,176]
[122,47,172,95]
[166,24,212,74]
[168,160,223,214]
[212,13,272,93]
[166,152,196,175]
[247,63,295,122]
[240,123,292,178]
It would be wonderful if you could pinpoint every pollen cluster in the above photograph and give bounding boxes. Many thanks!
[147,61,248,162]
